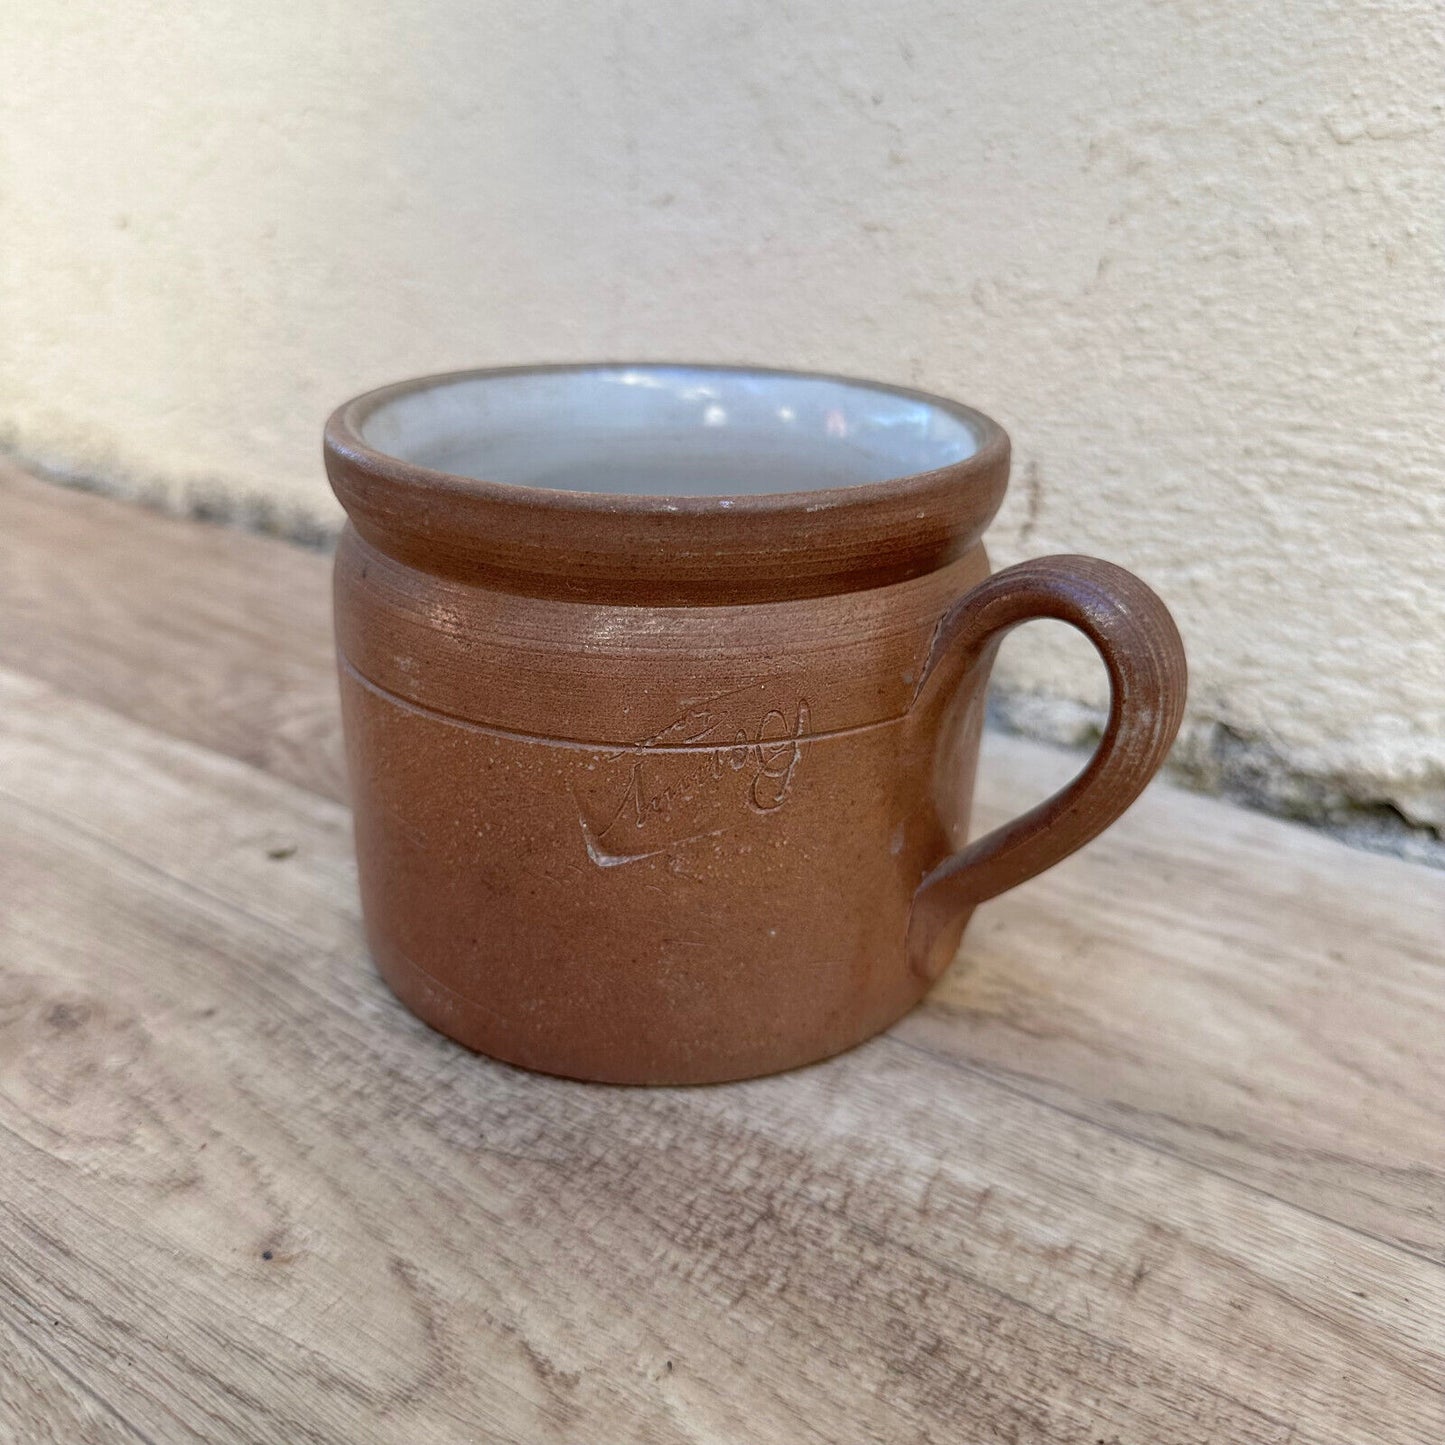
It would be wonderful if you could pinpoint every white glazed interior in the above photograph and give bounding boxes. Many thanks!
[359,366,982,496]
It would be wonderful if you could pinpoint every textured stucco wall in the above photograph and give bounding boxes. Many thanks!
[2,2,1442,828]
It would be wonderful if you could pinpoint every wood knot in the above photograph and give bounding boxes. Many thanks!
[44,1001,91,1032]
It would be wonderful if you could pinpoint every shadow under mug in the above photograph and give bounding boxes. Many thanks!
[325,364,1187,1084]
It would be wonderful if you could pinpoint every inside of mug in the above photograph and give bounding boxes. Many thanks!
[358,366,982,496]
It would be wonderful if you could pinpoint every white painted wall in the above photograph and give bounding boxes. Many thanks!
[2,1,1442,823]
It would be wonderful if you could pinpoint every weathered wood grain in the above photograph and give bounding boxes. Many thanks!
[4,465,1442,1265]
[0,1313,145,1445]
[3,668,1444,1442]
[920,734,1445,1263]
[0,462,344,800]
[4,469,1445,1440]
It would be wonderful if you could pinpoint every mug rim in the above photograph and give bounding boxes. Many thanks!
[328,360,1008,510]
[324,362,1012,604]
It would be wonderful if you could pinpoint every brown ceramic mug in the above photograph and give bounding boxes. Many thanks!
[325,364,1186,1084]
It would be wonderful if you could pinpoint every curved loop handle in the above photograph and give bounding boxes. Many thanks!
[908,554,1187,980]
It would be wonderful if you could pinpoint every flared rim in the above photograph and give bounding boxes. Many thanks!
[324,362,1011,604]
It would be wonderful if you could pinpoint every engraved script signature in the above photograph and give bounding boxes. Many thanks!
[575,690,811,869]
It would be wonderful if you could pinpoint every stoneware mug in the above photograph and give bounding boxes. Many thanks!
[325,364,1187,1084]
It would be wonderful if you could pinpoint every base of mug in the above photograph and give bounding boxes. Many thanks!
[369,935,936,1086]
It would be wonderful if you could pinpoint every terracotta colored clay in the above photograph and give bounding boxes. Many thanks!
[325,364,1187,1084]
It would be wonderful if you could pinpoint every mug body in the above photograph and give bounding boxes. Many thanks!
[326,364,1011,1083]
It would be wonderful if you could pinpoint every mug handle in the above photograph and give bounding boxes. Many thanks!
[907,554,1188,981]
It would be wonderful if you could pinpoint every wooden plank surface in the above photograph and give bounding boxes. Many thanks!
[5,462,1443,1258]
[922,758,1445,1264]
[0,462,345,800]
[4,667,1442,1444]
[2,468,1444,1441]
